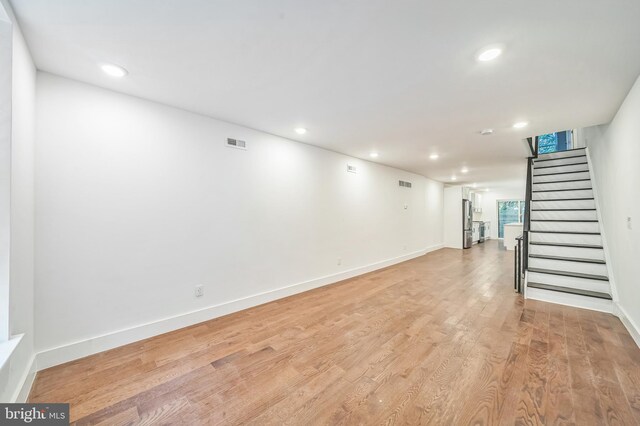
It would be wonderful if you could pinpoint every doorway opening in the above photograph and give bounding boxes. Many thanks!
[497,200,525,238]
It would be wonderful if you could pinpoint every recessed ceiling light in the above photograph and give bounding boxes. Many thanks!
[429,154,439,160]
[480,129,494,136]
[472,183,477,188]
[513,122,528,129]
[461,167,469,174]
[477,47,503,62]
[369,152,379,158]
[485,188,490,192]
[101,63,128,78]
[451,176,457,181]
[295,127,307,135]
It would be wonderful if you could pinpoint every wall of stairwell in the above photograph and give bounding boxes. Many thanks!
[0,0,37,403]
[579,75,640,343]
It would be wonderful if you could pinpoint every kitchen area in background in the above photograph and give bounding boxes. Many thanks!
[444,185,492,249]
[465,189,491,248]
[444,184,524,250]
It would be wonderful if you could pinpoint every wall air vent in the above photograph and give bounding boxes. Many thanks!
[399,180,412,188]
[226,138,247,150]
[347,164,357,174]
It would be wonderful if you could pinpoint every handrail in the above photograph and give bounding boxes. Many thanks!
[526,136,539,158]
[514,136,538,293]
[527,137,535,157]
[522,156,533,273]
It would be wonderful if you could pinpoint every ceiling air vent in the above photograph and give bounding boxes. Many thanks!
[226,138,247,150]
[399,180,412,188]
[347,164,357,174]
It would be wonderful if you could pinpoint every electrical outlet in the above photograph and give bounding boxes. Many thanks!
[628,216,633,230]
[195,285,204,298]
[337,258,342,266]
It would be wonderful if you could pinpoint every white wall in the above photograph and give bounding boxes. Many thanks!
[0,0,36,403]
[0,6,11,345]
[480,187,525,240]
[34,73,444,365]
[443,186,462,249]
[581,75,640,343]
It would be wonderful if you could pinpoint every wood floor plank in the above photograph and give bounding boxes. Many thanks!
[578,310,638,425]
[545,305,575,425]
[28,241,640,425]
[516,338,549,425]
[565,307,605,425]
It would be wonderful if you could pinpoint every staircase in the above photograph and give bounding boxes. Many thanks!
[524,147,613,312]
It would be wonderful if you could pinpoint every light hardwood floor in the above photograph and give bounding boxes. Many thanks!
[29,241,640,425]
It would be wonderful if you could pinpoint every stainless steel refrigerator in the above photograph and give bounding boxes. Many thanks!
[463,199,473,248]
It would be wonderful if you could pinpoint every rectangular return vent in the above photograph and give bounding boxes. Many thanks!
[226,138,247,149]
[347,164,357,174]
[399,180,412,188]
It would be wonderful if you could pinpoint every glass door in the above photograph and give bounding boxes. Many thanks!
[498,200,525,238]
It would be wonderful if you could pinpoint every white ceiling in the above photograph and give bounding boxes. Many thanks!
[10,0,640,186]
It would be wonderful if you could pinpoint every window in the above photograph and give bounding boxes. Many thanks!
[538,130,573,154]
[498,200,525,238]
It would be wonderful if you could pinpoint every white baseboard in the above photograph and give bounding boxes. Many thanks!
[615,302,640,349]
[36,244,443,371]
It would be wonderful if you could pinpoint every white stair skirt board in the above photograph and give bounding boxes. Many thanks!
[527,271,610,293]
[530,221,600,233]
[528,257,608,277]
[532,189,594,200]
[536,148,586,160]
[527,287,612,313]
[531,210,598,221]
[529,244,605,261]
[531,199,596,210]
[533,171,591,183]
[529,232,602,246]
[533,156,587,167]
[532,180,592,191]
[534,164,590,175]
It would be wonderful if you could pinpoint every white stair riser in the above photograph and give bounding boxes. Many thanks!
[526,287,612,313]
[536,149,586,160]
[530,221,600,233]
[532,189,593,200]
[527,271,609,293]
[531,199,595,210]
[533,171,591,183]
[533,180,592,191]
[533,156,586,167]
[530,210,598,221]
[529,244,605,260]
[530,232,602,245]
[529,258,608,277]
[534,163,589,175]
